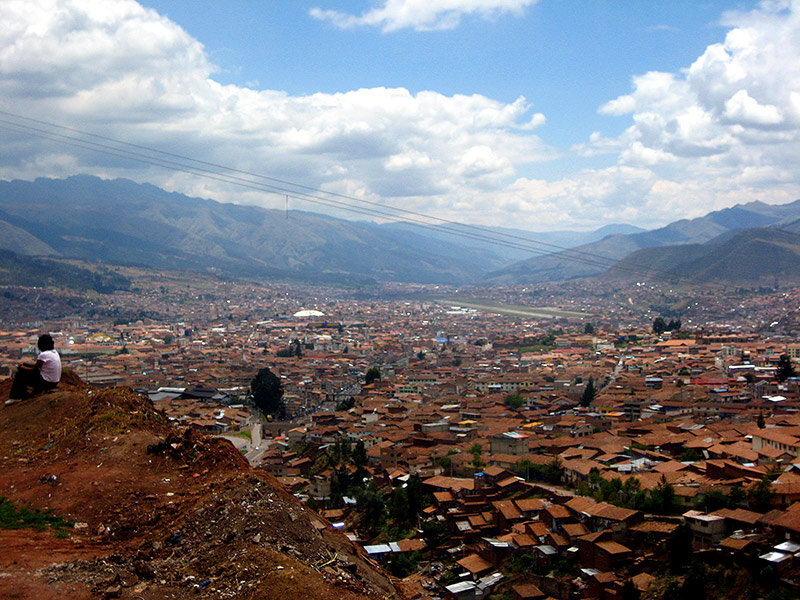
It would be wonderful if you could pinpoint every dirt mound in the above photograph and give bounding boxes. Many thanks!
[0,381,400,599]
[148,427,251,472]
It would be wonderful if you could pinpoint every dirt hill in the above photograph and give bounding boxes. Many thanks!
[0,375,400,600]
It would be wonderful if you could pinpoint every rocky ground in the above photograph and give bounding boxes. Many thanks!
[0,374,401,599]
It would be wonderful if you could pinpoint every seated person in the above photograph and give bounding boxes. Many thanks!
[8,334,62,402]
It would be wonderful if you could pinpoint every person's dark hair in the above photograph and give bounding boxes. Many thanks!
[37,334,55,351]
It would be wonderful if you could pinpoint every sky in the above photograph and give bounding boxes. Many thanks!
[3,0,800,232]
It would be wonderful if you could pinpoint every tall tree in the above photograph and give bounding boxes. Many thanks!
[291,339,303,357]
[667,318,682,331]
[749,476,775,512]
[653,317,667,334]
[356,483,385,536]
[470,442,484,470]
[365,366,381,385]
[353,440,367,467]
[581,378,596,407]
[388,486,410,527]
[777,354,797,382]
[250,367,285,419]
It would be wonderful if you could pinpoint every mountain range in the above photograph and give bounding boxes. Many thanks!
[1,175,799,287]
[602,221,800,285]
[485,199,800,284]
[0,175,639,285]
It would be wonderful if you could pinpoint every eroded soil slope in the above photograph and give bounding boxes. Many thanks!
[0,376,399,600]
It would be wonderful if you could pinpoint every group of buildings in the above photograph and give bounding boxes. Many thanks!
[3,276,800,597]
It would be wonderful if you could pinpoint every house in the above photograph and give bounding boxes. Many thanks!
[512,583,545,600]
[493,500,525,530]
[683,510,726,547]
[578,531,634,572]
[541,504,572,533]
[456,553,494,579]
[751,429,800,458]
[490,431,529,456]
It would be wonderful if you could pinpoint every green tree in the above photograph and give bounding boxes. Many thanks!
[516,459,540,481]
[667,318,682,331]
[470,442,484,470]
[584,322,596,335]
[581,378,596,408]
[250,367,285,419]
[694,490,730,513]
[291,339,303,357]
[728,484,746,508]
[777,354,797,382]
[353,440,367,467]
[653,317,667,334]
[388,551,420,577]
[388,486,410,527]
[336,397,355,411]
[679,448,701,462]
[620,476,641,507]
[658,475,677,513]
[420,519,447,547]
[542,457,562,484]
[506,393,524,410]
[749,476,775,512]
[356,483,386,536]
[406,474,424,518]
[365,366,381,385]
[436,455,453,475]
[757,412,766,429]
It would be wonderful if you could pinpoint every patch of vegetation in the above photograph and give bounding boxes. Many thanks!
[515,457,563,484]
[576,471,679,514]
[0,250,131,293]
[0,497,73,533]
[506,393,524,410]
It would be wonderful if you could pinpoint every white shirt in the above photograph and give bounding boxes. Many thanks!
[38,349,61,383]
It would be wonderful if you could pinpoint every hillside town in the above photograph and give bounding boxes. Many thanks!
[2,273,800,599]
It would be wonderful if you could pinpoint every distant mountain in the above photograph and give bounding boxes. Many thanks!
[0,219,56,255]
[0,176,650,285]
[373,221,645,264]
[602,227,800,285]
[486,199,800,284]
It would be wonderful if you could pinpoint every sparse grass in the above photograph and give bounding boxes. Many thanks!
[0,497,73,534]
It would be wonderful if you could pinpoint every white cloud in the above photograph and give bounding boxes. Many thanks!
[4,0,800,234]
[583,0,800,225]
[724,89,783,126]
[309,0,537,33]
[0,0,551,219]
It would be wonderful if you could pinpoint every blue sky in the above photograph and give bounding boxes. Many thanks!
[3,0,800,232]
[144,0,740,147]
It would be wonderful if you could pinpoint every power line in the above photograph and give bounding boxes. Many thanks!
[0,110,702,283]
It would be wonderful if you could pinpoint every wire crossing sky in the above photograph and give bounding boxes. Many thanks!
[3,0,799,232]
[1,108,691,283]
